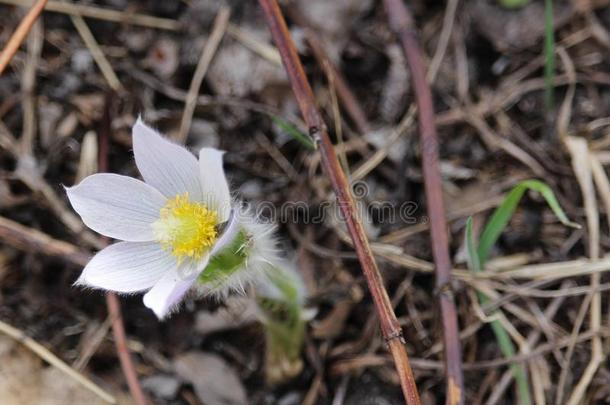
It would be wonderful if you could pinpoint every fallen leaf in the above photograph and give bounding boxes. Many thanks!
[0,335,128,405]
[174,351,247,405]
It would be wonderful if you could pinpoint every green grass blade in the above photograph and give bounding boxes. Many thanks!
[465,217,481,274]
[477,179,578,264]
[477,184,528,265]
[544,0,556,110]
[271,115,316,151]
[490,320,532,405]
[465,217,532,404]
[465,179,575,404]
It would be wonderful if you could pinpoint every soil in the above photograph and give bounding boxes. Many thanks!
[1,0,610,404]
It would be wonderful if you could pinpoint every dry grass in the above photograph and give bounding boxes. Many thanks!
[1,1,610,403]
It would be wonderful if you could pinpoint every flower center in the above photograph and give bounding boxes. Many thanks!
[153,193,218,261]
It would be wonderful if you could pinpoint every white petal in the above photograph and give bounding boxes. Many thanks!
[211,209,241,255]
[76,242,174,293]
[199,148,231,222]
[143,256,210,319]
[66,173,166,241]
[133,118,203,201]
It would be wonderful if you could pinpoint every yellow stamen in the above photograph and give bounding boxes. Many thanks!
[153,193,218,261]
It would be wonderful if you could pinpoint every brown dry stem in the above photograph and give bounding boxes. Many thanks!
[382,1,465,404]
[99,93,149,405]
[257,0,421,403]
[0,0,47,74]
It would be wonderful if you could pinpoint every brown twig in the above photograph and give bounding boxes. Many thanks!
[0,0,47,74]
[0,215,89,266]
[382,1,465,404]
[0,0,179,31]
[70,12,123,91]
[257,1,420,403]
[0,213,141,405]
[178,6,230,142]
[285,9,371,134]
[100,93,149,405]
[304,28,371,135]
[105,294,148,404]
[0,319,117,403]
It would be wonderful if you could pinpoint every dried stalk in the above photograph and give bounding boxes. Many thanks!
[0,0,47,74]
[257,0,420,403]
[70,12,123,91]
[382,1,465,404]
[0,0,179,31]
[178,7,230,142]
[285,8,371,135]
[0,215,89,266]
[0,319,116,403]
[303,27,371,135]
[105,293,148,405]
[285,6,373,135]
[100,93,149,405]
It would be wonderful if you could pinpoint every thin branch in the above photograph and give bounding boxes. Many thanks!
[226,23,281,65]
[382,1,465,404]
[70,13,123,91]
[0,215,89,266]
[286,8,371,135]
[0,0,179,31]
[257,1,421,404]
[426,0,459,83]
[100,92,149,405]
[0,0,47,74]
[178,6,230,142]
[0,319,116,403]
[304,27,371,135]
[19,16,42,156]
[105,294,148,405]
[556,46,603,405]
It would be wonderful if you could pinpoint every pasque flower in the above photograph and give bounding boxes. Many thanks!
[67,119,274,319]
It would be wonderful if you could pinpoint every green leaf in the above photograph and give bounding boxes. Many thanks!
[477,179,578,265]
[271,115,316,151]
[465,217,482,274]
[465,179,575,405]
[490,320,532,405]
[464,218,532,405]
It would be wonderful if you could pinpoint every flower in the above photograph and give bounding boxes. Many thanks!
[67,118,253,319]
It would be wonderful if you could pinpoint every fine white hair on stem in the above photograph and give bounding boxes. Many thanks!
[194,202,282,299]
[255,259,307,304]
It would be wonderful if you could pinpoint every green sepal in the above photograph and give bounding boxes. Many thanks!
[198,230,249,286]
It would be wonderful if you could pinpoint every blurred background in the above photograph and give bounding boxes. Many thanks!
[1,0,610,404]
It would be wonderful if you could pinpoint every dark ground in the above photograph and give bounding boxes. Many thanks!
[1,0,610,404]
